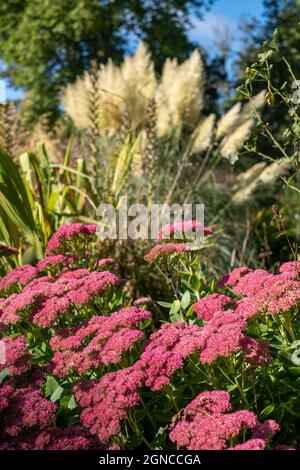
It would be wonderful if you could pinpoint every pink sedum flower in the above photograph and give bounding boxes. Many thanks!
[228,438,267,450]
[45,223,97,255]
[74,366,144,444]
[0,385,14,412]
[0,335,31,376]
[199,311,247,364]
[219,262,300,320]
[37,255,75,273]
[0,387,57,436]
[0,243,18,256]
[30,296,71,328]
[0,265,38,292]
[49,307,151,377]
[251,419,280,440]
[137,322,203,390]
[144,243,189,263]
[279,261,300,278]
[169,390,257,450]
[50,316,105,351]
[219,267,252,288]
[231,269,272,296]
[157,220,212,240]
[96,258,116,268]
[276,444,296,450]
[0,426,95,450]
[133,297,153,306]
[193,293,232,321]
[0,268,120,327]
[241,337,272,367]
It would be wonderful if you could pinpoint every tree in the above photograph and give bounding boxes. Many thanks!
[0,0,214,124]
[236,0,300,153]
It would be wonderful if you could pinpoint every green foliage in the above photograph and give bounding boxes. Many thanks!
[236,0,300,154]
[0,144,93,264]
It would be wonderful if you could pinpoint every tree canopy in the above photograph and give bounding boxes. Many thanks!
[0,0,214,123]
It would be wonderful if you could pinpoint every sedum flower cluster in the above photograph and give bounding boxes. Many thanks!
[0,223,297,450]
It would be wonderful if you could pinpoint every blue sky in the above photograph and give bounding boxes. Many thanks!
[1,0,264,101]
[189,0,264,51]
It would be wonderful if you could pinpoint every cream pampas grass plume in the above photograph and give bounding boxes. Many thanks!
[97,59,125,130]
[62,43,156,132]
[122,42,156,102]
[62,73,91,130]
[156,50,204,137]
[220,118,254,159]
[192,114,216,153]
[236,162,267,184]
[216,91,265,141]
[63,45,205,137]
[118,42,157,127]
[232,179,260,203]
[216,103,241,139]
[98,43,157,130]
[241,90,266,120]
[232,159,288,203]
[258,159,288,184]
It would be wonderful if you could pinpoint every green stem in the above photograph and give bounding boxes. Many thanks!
[140,395,155,427]
[166,384,179,412]
[127,413,152,449]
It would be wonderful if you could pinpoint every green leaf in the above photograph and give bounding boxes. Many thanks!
[50,386,64,402]
[112,134,141,198]
[227,384,238,392]
[190,275,200,291]
[190,255,199,266]
[67,395,77,410]
[280,377,300,391]
[259,324,268,333]
[140,318,152,330]
[0,148,36,230]
[37,143,50,168]
[49,164,90,180]
[45,376,60,397]
[273,403,285,422]
[0,368,9,384]
[181,290,190,309]
[170,311,182,322]
[186,304,195,317]
[277,350,292,362]
[285,398,300,417]
[259,404,275,420]
[170,299,181,314]
[289,367,300,375]
[157,301,173,308]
